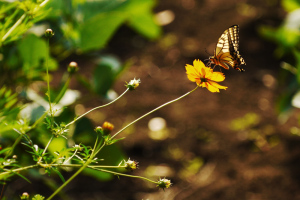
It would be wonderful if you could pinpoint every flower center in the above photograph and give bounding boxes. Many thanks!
[200,77,208,82]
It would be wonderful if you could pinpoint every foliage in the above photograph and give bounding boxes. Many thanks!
[0,0,164,198]
[259,0,300,118]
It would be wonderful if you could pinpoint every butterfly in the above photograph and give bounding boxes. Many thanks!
[208,25,246,72]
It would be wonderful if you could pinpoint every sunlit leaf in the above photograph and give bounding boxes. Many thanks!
[79,12,126,51]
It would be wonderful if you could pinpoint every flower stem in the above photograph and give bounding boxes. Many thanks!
[65,88,129,128]
[53,74,71,104]
[111,86,199,139]
[37,135,54,164]
[90,168,157,184]
[46,158,92,200]
[46,37,53,117]
[0,164,39,176]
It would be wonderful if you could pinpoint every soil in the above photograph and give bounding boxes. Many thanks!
[9,0,300,200]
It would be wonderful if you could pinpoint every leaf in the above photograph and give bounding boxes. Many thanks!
[120,0,161,39]
[92,55,123,96]
[79,12,127,52]
[127,9,161,39]
[48,138,67,156]
[17,34,57,71]
[282,0,300,12]
[52,167,65,183]
[81,0,127,21]
[14,172,31,184]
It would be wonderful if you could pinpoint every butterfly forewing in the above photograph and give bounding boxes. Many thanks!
[209,25,246,71]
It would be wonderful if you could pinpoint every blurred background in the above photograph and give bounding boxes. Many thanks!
[2,0,300,199]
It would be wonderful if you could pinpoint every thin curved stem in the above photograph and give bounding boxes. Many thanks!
[111,86,199,139]
[90,168,157,184]
[65,88,129,128]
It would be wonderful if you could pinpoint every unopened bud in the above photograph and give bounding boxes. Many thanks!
[45,29,54,38]
[20,192,29,200]
[68,61,79,74]
[102,121,114,135]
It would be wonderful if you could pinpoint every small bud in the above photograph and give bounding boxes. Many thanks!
[73,144,83,151]
[95,122,114,136]
[157,178,172,190]
[124,159,138,171]
[95,126,103,134]
[102,121,114,135]
[12,155,17,159]
[45,29,54,38]
[68,61,79,74]
[20,192,29,200]
[125,78,141,90]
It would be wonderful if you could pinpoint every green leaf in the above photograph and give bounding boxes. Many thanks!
[52,167,65,183]
[282,0,300,12]
[120,0,161,39]
[79,12,127,52]
[18,34,57,72]
[81,0,127,21]
[83,144,126,181]
[92,55,123,96]
[73,117,96,145]
[14,171,31,184]
[127,10,161,39]
[48,138,67,156]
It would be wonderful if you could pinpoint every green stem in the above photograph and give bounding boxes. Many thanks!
[46,158,92,200]
[4,133,23,160]
[90,168,157,184]
[65,88,129,128]
[37,135,54,164]
[1,0,50,43]
[53,74,71,103]
[31,74,71,129]
[0,164,39,176]
[111,86,199,139]
[94,144,104,157]
[46,37,52,117]
[1,14,25,43]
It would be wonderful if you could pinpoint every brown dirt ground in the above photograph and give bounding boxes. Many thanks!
[10,0,300,199]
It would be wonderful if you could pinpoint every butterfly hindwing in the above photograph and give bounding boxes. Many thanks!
[209,25,246,71]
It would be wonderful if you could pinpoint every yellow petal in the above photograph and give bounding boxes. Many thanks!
[187,74,199,82]
[206,82,220,93]
[210,72,225,82]
[185,64,199,77]
[208,80,228,90]
[193,59,205,74]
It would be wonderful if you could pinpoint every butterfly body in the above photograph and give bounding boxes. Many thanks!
[209,25,246,72]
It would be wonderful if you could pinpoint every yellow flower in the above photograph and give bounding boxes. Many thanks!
[185,59,228,92]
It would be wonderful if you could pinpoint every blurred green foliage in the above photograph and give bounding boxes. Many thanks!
[0,0,162,195]
[259,0,300,117]
[230,113,279,151]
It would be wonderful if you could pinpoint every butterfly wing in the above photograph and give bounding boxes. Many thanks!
[209,25,246,71]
